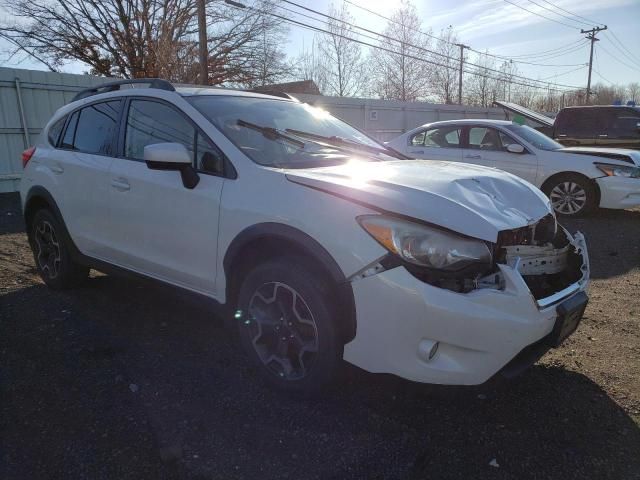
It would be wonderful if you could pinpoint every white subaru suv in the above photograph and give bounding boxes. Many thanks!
[20,79,590,392]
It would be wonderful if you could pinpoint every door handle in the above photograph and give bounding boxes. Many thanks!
[411,150,424,154]
[50,163,64,174]
[465,154,481,159]
[111,178,130,191]
[598,134,608,137]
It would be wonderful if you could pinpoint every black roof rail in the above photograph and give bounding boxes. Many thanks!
[72,78,175,102]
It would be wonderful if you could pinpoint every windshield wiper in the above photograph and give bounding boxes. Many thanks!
[284,129,406,159]
[236,119,305,148]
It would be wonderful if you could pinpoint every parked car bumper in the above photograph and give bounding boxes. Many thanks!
[343,232,589,385]
[597,176,640,209]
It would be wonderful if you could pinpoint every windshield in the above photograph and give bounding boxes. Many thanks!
[187,95,395,168]
[504,123,563,151]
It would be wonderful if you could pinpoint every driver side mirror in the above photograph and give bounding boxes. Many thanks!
[144,143,200,189]
[506,143,525,154]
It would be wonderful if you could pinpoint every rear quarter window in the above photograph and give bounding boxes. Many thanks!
[47,117,66,147]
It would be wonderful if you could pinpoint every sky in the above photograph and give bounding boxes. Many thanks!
[1,0,639,93]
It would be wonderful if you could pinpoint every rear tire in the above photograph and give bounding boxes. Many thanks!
[29,209,89,289]
[543,173,597,217]
[236,256,343,393]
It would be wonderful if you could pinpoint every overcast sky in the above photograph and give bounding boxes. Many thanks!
[2,0,639,92]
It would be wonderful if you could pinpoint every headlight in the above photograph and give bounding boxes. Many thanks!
[595,163,640,178]
[357,215,492,271]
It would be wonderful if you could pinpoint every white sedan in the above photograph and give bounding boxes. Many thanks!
[387,119,640,216]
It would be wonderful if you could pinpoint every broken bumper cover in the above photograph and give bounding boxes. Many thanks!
[343,232,589,385]
[597,176,640,209]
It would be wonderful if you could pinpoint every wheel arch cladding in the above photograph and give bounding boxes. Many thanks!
[224,222,357,344]
[540,171,601,206]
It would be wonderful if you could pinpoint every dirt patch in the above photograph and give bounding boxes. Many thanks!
[1,192,638,479]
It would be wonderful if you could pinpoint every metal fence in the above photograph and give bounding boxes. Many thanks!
[0,67,506,193]
[0,68,104,193]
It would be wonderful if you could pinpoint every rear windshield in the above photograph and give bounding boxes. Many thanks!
[187,95,394,168]
[504,123,563,151]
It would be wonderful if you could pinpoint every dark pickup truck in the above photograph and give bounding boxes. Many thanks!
[495,101,640,150]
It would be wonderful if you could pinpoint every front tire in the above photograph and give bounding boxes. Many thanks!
[29,209,89,289]
[236,257,343,393]
[543,173,597,217]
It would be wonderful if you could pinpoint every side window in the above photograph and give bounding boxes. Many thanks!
[468,127,502,151]
[70,101,120,155]
[423,126,461,148]
[498,131,521,152]
[196,132,225,175]
[125,100,195,161]
[48,117,66,147]
[607,109,640,135]
[60,112,79,149]
[410,131,426,146]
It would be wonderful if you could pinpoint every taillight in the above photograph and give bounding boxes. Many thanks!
[22,146,36,168]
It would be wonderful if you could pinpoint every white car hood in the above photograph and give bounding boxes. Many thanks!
[285,160,552,243]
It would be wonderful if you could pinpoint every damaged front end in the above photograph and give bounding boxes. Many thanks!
[473,214,589,307]
[496,215,589,306]
[376,213,590,308]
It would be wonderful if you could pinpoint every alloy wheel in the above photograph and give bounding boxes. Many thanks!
[549,181,587,215]
[34,220,61,279]
[245,282,319,381]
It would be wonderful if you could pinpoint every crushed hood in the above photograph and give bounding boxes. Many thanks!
[285,160,552,243]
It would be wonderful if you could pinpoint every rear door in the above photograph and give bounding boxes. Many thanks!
[598,108,640,149]
[54,100,121,257]
[105,98,227,295]
[555,109,600,147]
[406,125,463,163]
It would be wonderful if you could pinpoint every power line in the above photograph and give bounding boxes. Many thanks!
[592,50,614,85]
[236,1,578,92]
[536,0,602,27]
[472,40,588,64]
[598,43,640,73]
[343,0,584,66]
[539,64,587,81]
[501,38,587,58]
[605,31,640,69]
[502,0,581,30]
[525,0,592,28]
[278,0,582,89]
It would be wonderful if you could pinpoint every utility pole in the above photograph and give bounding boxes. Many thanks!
[455,43,470,105]
[581,25,607,104]
[197,0,208,85]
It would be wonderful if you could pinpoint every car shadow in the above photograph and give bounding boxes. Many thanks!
[2,276,639,480]
[561,207,640,280]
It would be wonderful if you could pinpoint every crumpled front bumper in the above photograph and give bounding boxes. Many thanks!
[343,232,589,385]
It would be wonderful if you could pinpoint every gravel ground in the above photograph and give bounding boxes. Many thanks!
[1,192,639,480]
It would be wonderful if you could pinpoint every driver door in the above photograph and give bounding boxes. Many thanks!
[463,126,538,183]
[105,98,227,295]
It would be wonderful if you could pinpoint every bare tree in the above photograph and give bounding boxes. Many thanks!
[295,38,328,94]
[0,0,290,85]
[370,0,432,101]
[626,82,639,103]
[429,27,459,104]
[317,3,366,97]
[466,52,499,107]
